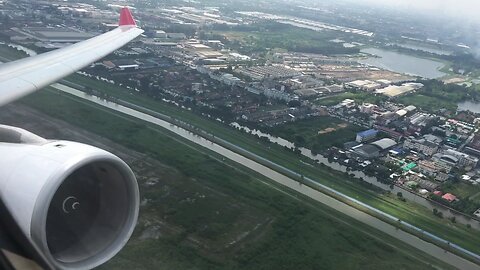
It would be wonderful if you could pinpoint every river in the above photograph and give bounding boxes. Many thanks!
[50,83,480,269]
[230,123,480,230]
[458,101,480,114]
[359,48,447,79]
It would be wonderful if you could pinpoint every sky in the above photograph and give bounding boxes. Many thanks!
[350,0,480,22]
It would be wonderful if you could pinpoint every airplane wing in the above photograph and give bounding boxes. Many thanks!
[0,7,143,107]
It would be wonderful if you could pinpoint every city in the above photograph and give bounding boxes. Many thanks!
[1,0,480,269]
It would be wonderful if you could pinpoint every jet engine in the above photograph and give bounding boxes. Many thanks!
[0,125,139,270]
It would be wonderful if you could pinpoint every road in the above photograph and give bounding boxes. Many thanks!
[50,82,480,270]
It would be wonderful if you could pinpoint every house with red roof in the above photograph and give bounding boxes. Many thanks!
[442,193,457,202]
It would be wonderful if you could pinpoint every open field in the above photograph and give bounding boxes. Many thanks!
[443,182,480,204]
[396,93,457,112]
[8,92,453,269]
[396,79,480,113]
[0,42,478,266]
[212,22,359,55]
[264,116,363,150]
[57,74,480,256]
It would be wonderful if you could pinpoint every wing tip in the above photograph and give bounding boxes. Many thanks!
[119,7,137,26]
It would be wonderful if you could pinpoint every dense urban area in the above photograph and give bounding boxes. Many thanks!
[2,0,480,269]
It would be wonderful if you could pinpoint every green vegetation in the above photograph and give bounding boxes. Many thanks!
[0,43,28,60]
[2,45,478,264]
[443,182,480,201]
[396,79,480,113]
[396,94,457,112]
[211,22,359,55]
[437,181,480,213]
[264,116,362,151]
[314,92,387,106]
[59,74,480,256]
[18,89,449,270]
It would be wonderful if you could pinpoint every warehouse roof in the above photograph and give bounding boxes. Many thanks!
[371,138,396,150]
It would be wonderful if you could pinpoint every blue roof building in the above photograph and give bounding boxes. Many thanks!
[356,129,378,143]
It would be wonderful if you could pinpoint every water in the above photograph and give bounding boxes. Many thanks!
[394,43,452,56]
[458,101,480,114]
[230,123,480,229]
[50,83,480,268]
[359,48,446,79]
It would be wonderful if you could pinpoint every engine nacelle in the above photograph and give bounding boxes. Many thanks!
[0,140,139,269]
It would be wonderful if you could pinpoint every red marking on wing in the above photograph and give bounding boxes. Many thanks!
[119,7,136,26]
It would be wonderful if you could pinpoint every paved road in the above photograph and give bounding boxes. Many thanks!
[51,83,480,270]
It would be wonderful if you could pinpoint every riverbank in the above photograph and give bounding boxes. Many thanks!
[15,89,457,270]
[19,85,478,269]
[56,72,480,258]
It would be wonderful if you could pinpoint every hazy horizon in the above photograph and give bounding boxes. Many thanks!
[340,0,480,23]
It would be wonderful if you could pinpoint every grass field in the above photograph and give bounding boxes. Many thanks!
[265,116,363,151]
[1,43,478,266]
[443,182,480,204]
[213,22,358,55]
[58,73,480,256]
[396,93,457,112]
[16,89,452,270]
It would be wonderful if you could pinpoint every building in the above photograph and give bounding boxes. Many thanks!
[418,160,439,177]
[443,149,479,169]
[351,144,380,159]
[19,27,93,43]
[346,80,381,91]
[408,175,439,191]
[103,59,140,71]
[263,88,296,102]
[166,33,187,40]
[403,137,439,156]
[435,172,450,182]
[153,30,167,38]
[219,74,242,85]
[442,193,457,202]
[338,99,356,108]
[360,103,377,114]
[235,65,301,81]
[370,138,396,151]
[432,153,455,173]
[375,82,423,98]
[465,134,480,157]
[375,125,404,141]
[356,129,378,143]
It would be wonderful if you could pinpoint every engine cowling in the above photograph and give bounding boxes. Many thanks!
[0,140,139,270]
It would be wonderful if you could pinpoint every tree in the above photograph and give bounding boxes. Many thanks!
[433,208,443,218]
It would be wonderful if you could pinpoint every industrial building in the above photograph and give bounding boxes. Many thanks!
[235,65,301,81]
[18,27,93,42]
[375,82,423,98]
[370,138,397,151]
[356,129,378,142]
[350,138,396,159]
